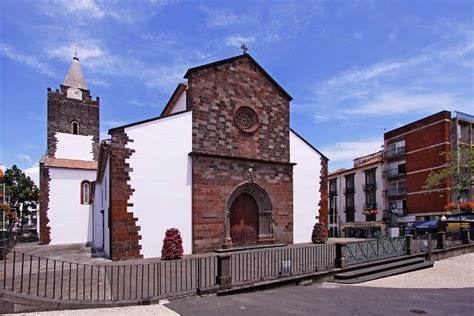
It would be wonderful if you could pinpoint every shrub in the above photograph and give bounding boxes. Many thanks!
[311,223,328,244]
[161,228,183,260]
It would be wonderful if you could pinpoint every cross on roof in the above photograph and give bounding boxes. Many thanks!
[241,43,248,54]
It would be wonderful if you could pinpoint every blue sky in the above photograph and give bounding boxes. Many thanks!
[0,0,473,183]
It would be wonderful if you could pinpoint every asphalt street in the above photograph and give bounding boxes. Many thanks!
[166,282,474,316]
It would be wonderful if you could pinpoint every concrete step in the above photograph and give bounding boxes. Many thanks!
[331,260,433,284]
[334,257,425,280]
[341,254,423,272]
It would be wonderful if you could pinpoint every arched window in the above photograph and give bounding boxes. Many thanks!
[71,121,80,135]
[81,180,91,205]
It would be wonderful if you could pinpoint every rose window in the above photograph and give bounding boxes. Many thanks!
[234,107,259,133]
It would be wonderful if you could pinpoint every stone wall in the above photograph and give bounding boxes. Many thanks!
[319,157,329,228]
[38,163,50,245]
[108,128,142,260]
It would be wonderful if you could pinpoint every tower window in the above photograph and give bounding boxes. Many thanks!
[81,180,91,205]
[71,121,80,135]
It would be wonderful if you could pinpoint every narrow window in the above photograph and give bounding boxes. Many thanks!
[81,180,91,205]
[71,121,79,135]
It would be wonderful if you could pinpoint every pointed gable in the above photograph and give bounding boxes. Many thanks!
[63,57,88,90]
[184,54,292,101]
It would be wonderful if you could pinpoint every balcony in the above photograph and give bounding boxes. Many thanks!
[329,189,338,197]
[364,203,378,210]
[344,186,355,194]
[363,182,377,191]
[384,167,406,179]
[386,187,407,197]
[383,146,405,159]
[459,134,471,144]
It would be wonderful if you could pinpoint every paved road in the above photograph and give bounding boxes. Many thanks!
[166,253,474,316]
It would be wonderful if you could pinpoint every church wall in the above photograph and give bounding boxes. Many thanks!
[55,133,95,161]
[188,56,290,163]
[48,167,96,245]
[169,90,187,115]
[290,132,322,243]
[192,155,293,253]
[92,158,110,257]
[125,111,192,258]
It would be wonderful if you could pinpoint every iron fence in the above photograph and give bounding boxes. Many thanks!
[0,250,217,303]
[343,236,408,265]
[445,231,463,248]
[229,244,336,286]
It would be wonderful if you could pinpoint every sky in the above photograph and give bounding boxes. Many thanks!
[0,0,473,184]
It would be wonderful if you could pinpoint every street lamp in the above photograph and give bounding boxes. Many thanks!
[440,214,447,232]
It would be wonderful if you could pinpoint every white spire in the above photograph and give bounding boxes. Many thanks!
[63,55,88,90]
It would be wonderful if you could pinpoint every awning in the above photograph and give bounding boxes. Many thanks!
[447,215,474,222]
[411,220,439,229]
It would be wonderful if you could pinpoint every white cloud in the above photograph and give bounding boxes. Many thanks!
[39,0,105,19]
[0,43,55,77]
[321,138,383,168]
[352,32,363,40]
[225,35,256,48]
[200,7,241,28]
[388,32,398,42]
[45,43,105,62]
[16,154,32,164]
[24,166,39,186]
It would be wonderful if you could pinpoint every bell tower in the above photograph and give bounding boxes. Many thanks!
[46,56,100,161]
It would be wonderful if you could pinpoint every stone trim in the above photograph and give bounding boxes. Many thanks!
[318,156,329,229]
[109,128,142,261]
[38,162,51,245]
[223,181,274,248]
[189,151,296,167]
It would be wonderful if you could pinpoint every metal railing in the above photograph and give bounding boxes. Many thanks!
[363,182,377,191]
[384,168,406,178]
[386,187,406,197]
[0,250,217,302]
[229,244,336,286]
[343,237,408,265]
[445,231,464,248]
[384,146,405,159]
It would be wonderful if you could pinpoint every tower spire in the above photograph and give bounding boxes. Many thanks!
[63,47,88,90]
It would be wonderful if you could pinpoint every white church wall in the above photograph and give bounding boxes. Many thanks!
[48,167,96,245]
[92,158,110,257]
[55,133,94,161]
[126,111,192,258]
[169,90,187,114]
[290,131,322,243]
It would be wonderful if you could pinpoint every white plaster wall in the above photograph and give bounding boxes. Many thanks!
[290,131,322,243]
[169,90,186,114]
[126,112,192,258]
[92,158,110,257]
[55,133,94,160]
[48,167,96,244]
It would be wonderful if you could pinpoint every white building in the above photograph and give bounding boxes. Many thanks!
[328,151,387,238]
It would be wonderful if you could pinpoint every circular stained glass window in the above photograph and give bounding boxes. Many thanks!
[234,106,259,133]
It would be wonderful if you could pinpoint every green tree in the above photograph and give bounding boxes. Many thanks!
[424,145,474,212]
[3,165,39,226]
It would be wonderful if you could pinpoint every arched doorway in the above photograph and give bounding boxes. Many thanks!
[230,193,259,245]
[223,181,274,248]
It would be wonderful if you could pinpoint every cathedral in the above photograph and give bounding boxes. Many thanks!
[39,52,329,261]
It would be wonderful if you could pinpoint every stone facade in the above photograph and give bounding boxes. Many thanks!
[187,55,294,251]
[318,156,329,229]
[47,87,100,160]
[191,154,294,253]
[108,128,142,260]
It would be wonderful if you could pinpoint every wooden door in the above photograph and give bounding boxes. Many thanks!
[230,193,258,246]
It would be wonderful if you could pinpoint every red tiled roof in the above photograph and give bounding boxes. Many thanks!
[43,158,97,170]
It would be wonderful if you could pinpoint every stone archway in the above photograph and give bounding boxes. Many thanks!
[223,181,274,248]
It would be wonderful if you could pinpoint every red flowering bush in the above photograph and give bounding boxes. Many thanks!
[161,228,183,260]
[311,223,328,244]
[362,209,380,216]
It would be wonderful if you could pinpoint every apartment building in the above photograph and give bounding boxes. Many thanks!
[383,110,473,225]
[328,151,386,238]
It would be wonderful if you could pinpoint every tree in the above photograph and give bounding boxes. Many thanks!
[424,145,474,213]
[3,165,39,227]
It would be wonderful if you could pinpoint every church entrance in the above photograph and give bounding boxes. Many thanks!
[230,193,259,246]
